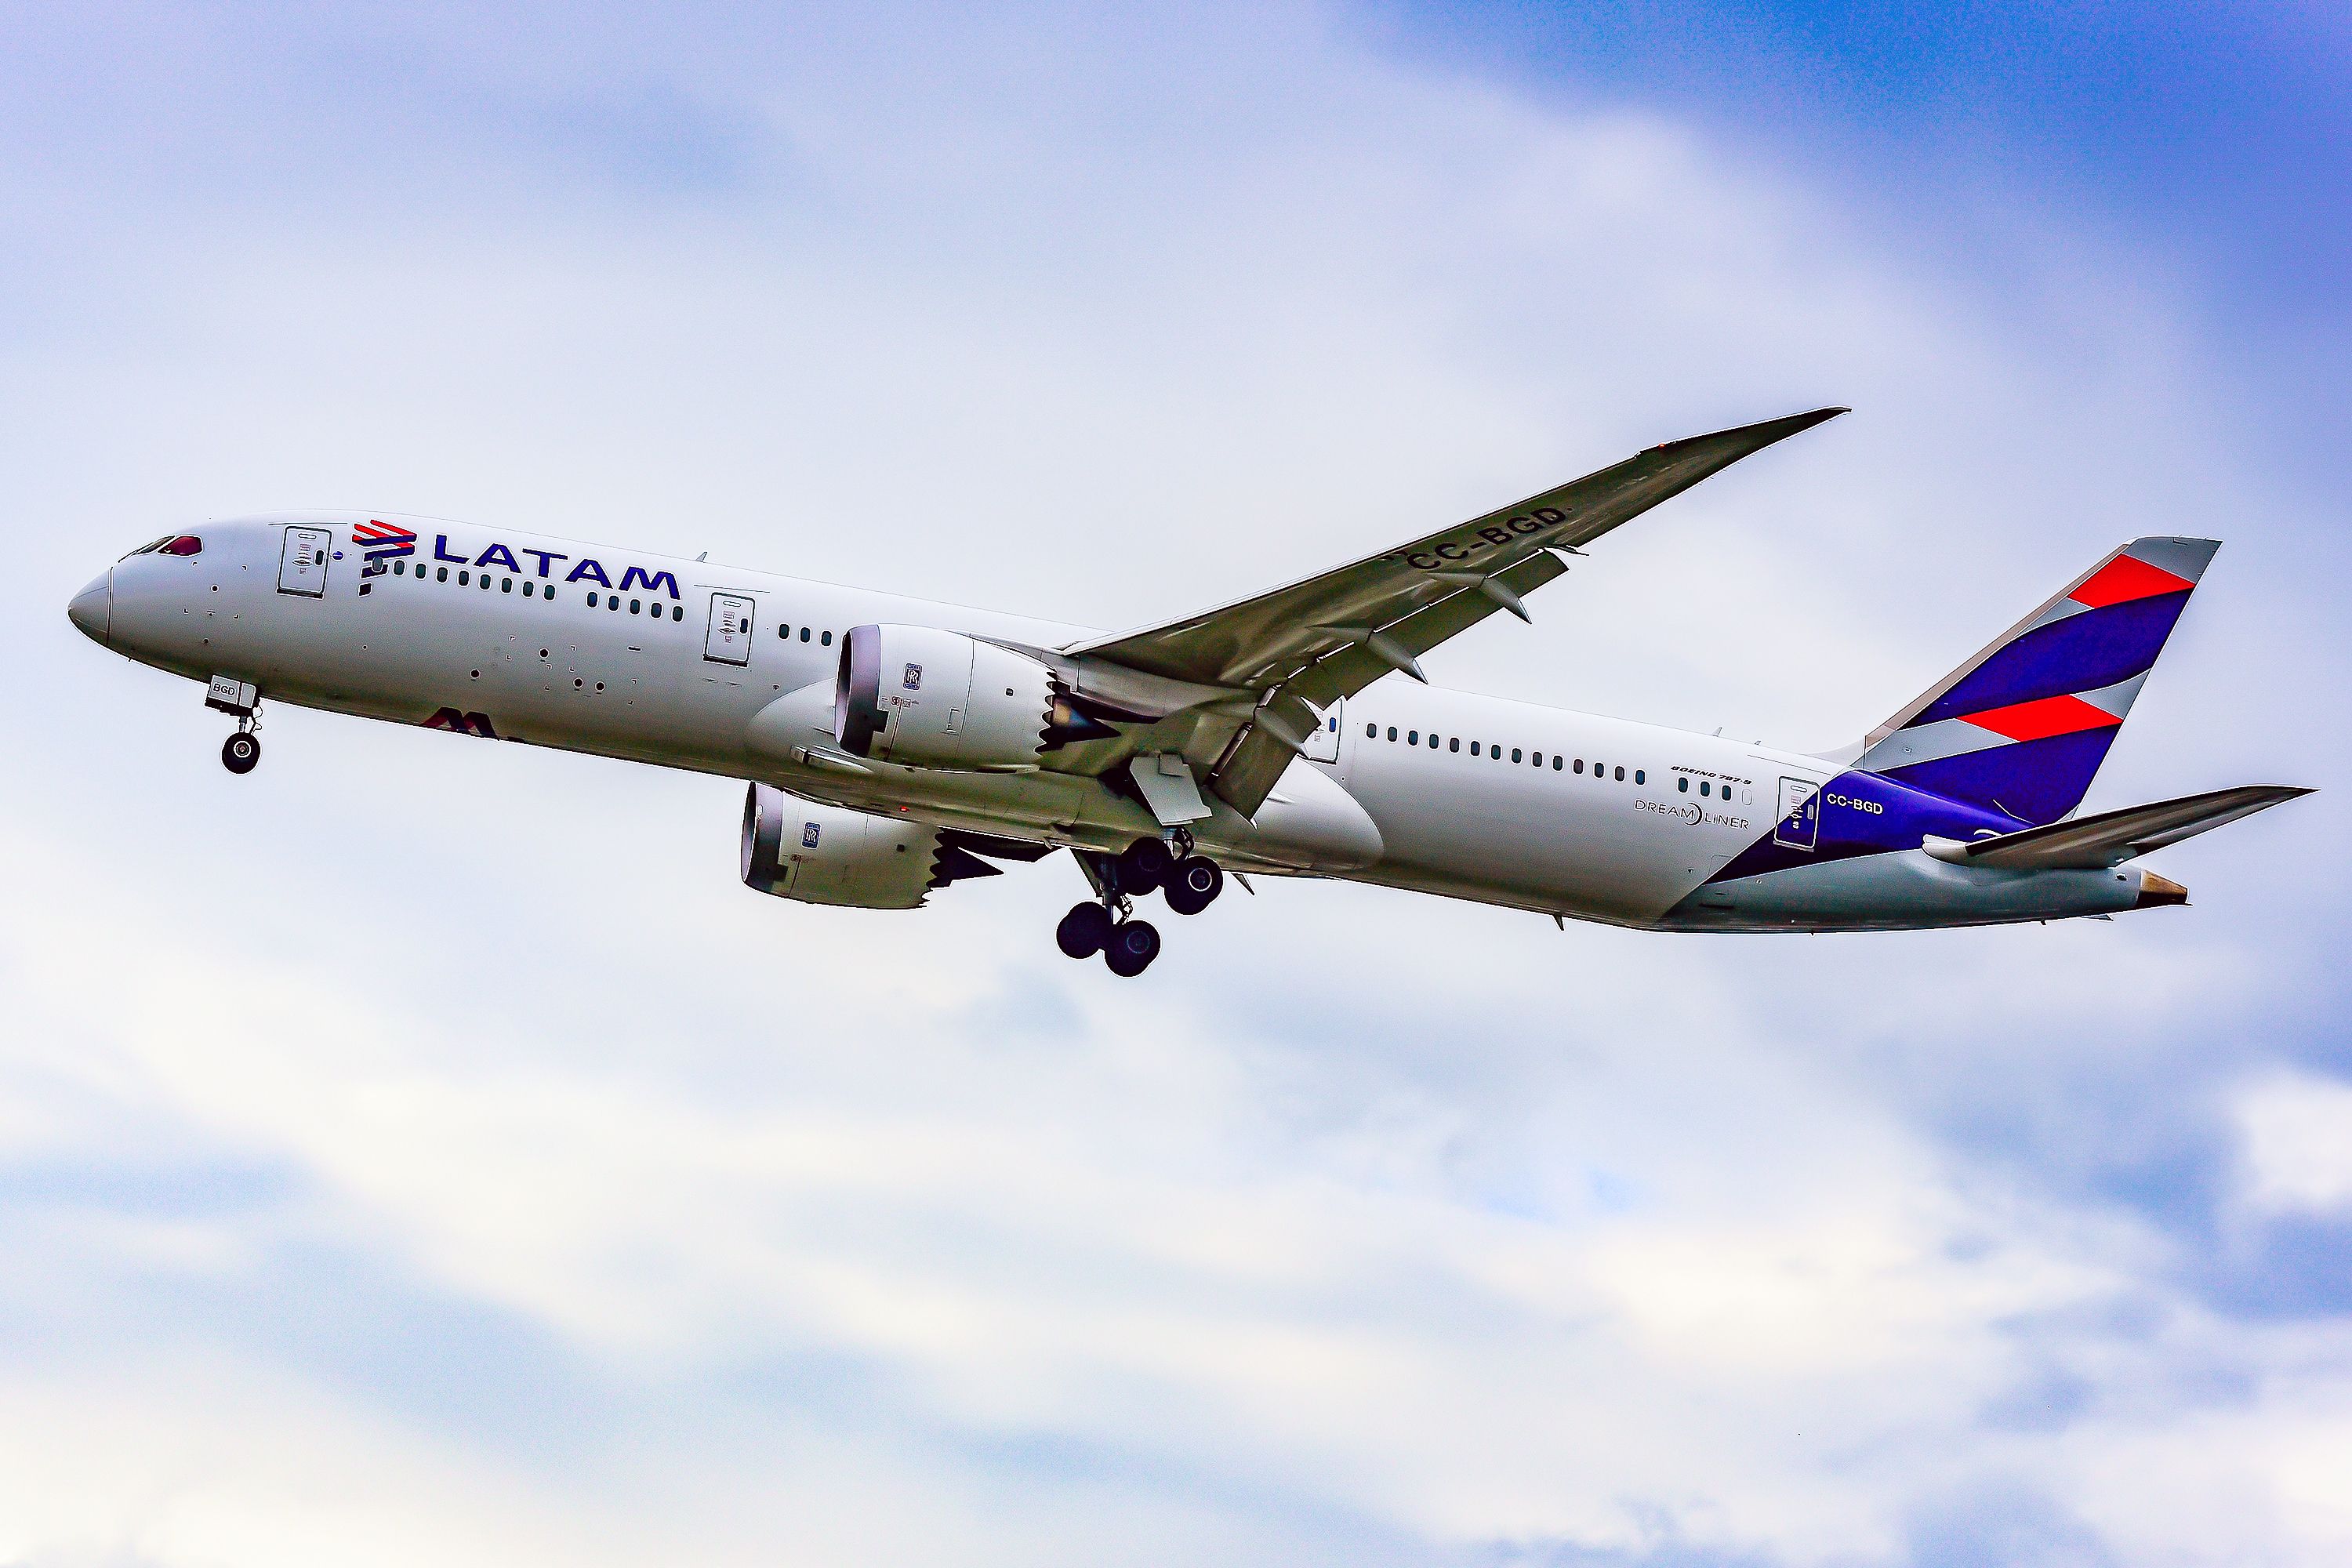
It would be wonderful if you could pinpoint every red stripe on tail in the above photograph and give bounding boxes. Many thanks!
[2070,554,2194,609]
[1962,694,2122,742]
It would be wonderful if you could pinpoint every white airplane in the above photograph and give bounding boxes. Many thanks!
[67,409,2307,975]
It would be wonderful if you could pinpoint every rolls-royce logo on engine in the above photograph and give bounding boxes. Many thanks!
[902,662,922,691]
[802,822,822,848]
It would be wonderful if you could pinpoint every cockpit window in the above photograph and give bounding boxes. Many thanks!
[122,537,172,558]
[158,535,202,555]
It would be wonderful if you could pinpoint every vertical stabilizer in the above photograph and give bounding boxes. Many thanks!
[1854,537,2218,825]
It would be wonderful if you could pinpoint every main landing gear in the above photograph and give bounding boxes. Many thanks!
[1056,832,1225,978]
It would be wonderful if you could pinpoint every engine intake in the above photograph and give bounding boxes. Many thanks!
[834,624,1056,769]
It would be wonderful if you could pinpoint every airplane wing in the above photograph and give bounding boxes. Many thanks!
[1065,407,1846,815]
[1933,784,2312,870]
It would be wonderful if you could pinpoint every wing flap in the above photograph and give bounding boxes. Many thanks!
[1938,784,2310,869]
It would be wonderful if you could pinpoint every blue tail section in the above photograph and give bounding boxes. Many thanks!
[1853,537,2217,825]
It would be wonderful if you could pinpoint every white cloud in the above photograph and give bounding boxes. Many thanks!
[2236,1074,2352,1217]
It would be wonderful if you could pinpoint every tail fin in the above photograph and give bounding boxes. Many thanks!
[1854,537,2219,825]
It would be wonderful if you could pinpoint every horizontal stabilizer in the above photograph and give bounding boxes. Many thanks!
[1926,785,2311,870]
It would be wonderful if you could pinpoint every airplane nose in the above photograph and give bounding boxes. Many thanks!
[67,571,111,645]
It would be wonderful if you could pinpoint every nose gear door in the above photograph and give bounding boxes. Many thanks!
[278,526,332,597]
[704,592,755,666]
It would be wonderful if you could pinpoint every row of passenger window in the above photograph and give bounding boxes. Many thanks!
[1364,722,1645,784]
[777,622,834,646]
[387,558,686,619]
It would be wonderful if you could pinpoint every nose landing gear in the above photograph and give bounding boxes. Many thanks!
[206,676,263,775]
[1058,833,1225,976]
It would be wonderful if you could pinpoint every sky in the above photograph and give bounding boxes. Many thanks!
[2,3,2349,1564]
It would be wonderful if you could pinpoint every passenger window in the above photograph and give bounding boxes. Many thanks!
[1679,777,1689,792]
[779,623,789,639]
[1448,738,1459,752]
[1616,766,1626,781]
[800,626,809,641]
[546,589,557,603]
[822,630,833,645]
[393,560,405,575]
[458,570,470,586]
[588,592,599,606]
[1512,748,1522,763]
[502,578,513,593]
[1635,769,1644,784]
[1701,781,1711,797]
[1573,758,1584,773]
[672,605,683,620]
[1407,730,1418,744]
[1552,756,1563,770]
[437,567,448,583]
[1470,742,1479,756]
[521,579,532,596]
[630,599,642,614]
[1366,723,1376,739]
[1388,727,1398,741]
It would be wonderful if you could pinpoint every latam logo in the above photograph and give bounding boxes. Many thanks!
[431,533,680,598]
[356,520,419,578]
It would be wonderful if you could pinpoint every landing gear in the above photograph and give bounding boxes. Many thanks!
[1056,901,1113,959]
[1163,855,1224,916]
[1116,835,1174,895]
[1103,918,1161,977]
[1057,836,1222,975]
[208,678,263,775]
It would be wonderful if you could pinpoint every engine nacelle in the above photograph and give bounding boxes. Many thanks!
[834,624,1055,768]
[742,786,946,909]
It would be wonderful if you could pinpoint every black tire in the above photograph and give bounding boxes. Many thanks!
[1163,855,1223,915]
[222,732,260,775]
[1056,901,1113,959]
[1103,918,1161,977]
[1116,836,1173,895]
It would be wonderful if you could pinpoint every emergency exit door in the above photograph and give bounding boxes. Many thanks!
[278,526,331,597]
[704,592,755,665]
[1302,698,1343,762]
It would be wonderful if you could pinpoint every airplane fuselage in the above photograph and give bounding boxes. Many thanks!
[71,513,2169,935]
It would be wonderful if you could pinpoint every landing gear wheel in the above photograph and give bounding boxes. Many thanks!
[1103,919,1161,978]
[221,732,260,774]
[1116,836,1174,895]
[1056,901,1114,959]
[1163,855,1223,916]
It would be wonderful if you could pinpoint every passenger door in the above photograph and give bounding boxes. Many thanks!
[704,592,755,666]
[1773,776,1820,851]
[278,526,332,597]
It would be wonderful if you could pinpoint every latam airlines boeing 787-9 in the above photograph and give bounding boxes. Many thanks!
[66,409,2307,975]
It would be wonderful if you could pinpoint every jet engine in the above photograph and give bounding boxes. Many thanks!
[740,785,1011,909]
[833,624,1056,768]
